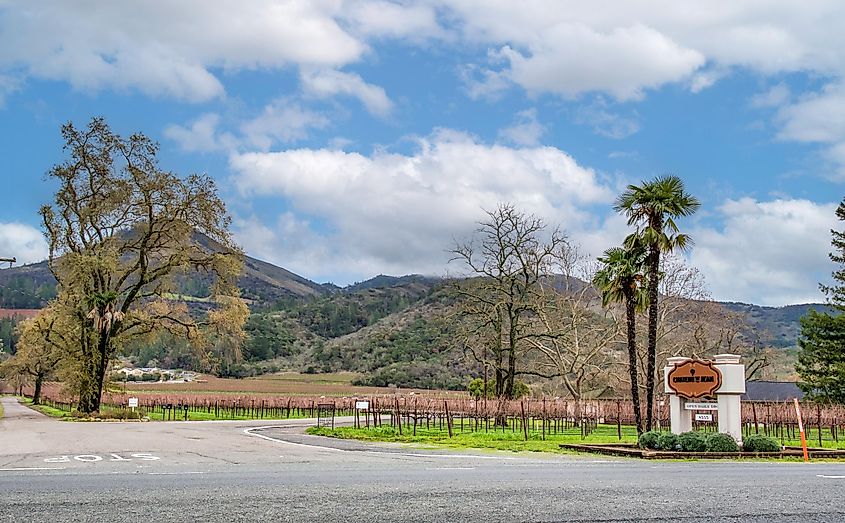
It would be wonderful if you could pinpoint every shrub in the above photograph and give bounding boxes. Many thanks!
[638,430,661,449]
[705,432,740,453]
[657,432,680,451]
[743,434,782,453]
[678,431,707,452]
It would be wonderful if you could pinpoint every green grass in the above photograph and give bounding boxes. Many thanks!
[17,396,320,421]
[308,422,641,453]
[19,398,71,419]
[307,421,845,453]
[0,400,4,419]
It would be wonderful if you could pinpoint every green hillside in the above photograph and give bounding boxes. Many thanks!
[0,251,822,389]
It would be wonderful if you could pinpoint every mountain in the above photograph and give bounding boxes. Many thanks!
[0,246,827,388]
[0,252,329,309]
[722,302,835,348]
[345,274,442,293]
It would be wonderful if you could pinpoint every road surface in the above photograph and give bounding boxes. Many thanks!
[1,396,844,522]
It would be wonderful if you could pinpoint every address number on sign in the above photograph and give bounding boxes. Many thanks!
[695,413,713,422]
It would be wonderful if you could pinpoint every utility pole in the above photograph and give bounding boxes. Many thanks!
[0,257,15,268]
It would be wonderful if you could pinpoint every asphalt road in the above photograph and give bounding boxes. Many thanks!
[2,396,844,522]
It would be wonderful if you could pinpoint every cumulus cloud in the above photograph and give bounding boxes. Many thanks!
[773,82,845,175]
[498,109,545,146]
[495,24,704,101]
[776,83,845,143]
[690,198,837,306]
[436,1,845,102]
[165,103,329,153]
[240,100,331,150]
[0,0,369,102]
[0,222,47,265]
[164,113,237,153]
[300,69,393,117]
[228,130,617,282]
[6,1,845,115]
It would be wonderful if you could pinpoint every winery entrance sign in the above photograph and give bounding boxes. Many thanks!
[666,359,722,399]
[663,354,746,443]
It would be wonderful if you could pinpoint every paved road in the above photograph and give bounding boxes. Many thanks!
[2,396,844,522]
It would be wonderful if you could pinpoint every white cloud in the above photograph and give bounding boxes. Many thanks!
[688,67,726,93]
[773,82,845,174]
[0,73,20,107]
[0,222,47,265]
[498,109,545,146]
[751,83,791,109]
[227,128,836,305]
[0,0,368,102]
[435,1,845,100]
[574,99,641,139]
[164,113,237,153]
[229,129,617,281]
[495,24,705,101]
[240,100,330,150]
[776,83,845,143]
[165,103,329,153]
[300,69,393,117]
[341,1,443,41]
[690,198,837,306]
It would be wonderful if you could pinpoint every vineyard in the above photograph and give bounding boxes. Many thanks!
[7,380,845,449]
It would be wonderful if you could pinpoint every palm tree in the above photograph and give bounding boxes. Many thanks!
[615,175,700,431]
[593,242,648,434]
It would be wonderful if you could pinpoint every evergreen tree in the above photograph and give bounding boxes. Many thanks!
[797,199,845,402]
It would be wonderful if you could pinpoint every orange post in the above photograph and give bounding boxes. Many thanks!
[793,398,809,462]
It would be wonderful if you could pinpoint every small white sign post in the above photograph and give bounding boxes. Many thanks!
[128,397,138,412]
[664,354,745,444]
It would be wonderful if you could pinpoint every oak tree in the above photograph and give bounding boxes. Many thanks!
[38,117,245,413]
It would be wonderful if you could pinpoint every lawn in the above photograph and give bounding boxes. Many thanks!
[308,421,845,453]
[308,422,641,453]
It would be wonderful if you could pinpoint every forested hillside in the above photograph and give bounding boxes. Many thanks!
[0,253,818,390]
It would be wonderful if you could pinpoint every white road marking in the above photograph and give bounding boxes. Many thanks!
[74,455,103,462]
[147,471,205,475]
[817,475,845,479]
[244,427,341,452]
[44,453,161,464]
[245,426,518,460]
[427,467,476,470]
[0,467,66,471]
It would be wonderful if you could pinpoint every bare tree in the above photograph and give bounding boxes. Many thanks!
[451,204,565,416]
[526,242,624,411]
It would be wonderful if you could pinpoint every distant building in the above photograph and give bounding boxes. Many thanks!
[742,381,804,402]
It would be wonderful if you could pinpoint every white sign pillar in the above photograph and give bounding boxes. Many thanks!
[666,357,693,433]
[663,354,746,444]
[713,353,745,443]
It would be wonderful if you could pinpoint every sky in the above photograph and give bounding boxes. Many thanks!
[1,1,844,306]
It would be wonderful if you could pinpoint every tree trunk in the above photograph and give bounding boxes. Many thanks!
[78,333,111,413]
[625,294,643,434]
[645,244,660,432]
[32,373,43,405]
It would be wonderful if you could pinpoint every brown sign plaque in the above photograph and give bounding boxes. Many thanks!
[667,359,722,399]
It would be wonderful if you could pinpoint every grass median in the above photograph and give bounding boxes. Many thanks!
[307,422,640,453]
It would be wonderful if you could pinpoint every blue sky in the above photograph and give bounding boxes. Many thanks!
[1,1,845,306]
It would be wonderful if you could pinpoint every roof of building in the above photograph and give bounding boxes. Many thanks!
[742,381,805,402]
